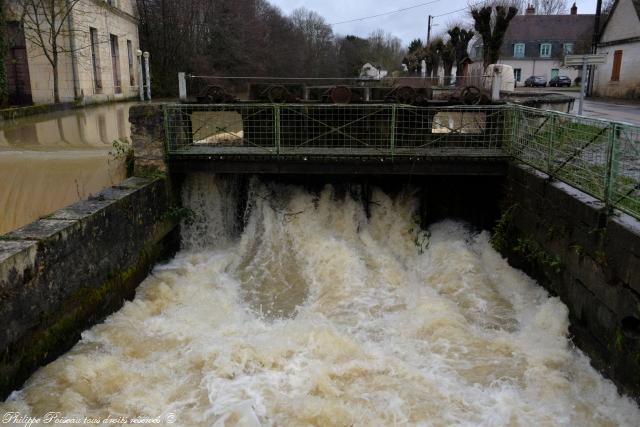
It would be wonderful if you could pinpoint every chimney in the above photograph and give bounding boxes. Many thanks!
[571,2,578,14]
[526,4,536,15]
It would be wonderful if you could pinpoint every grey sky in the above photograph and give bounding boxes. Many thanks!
[269,0,598,46]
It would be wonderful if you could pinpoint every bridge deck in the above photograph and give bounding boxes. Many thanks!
[168,146,510,175]
[171,146,509,157]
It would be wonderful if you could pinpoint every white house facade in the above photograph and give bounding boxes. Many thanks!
[5,0,140,105]
[593,0,640,98]
[469,4,593,86]
[360,63,388,80]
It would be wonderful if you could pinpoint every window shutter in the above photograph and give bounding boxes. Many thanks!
[611,50,622,82]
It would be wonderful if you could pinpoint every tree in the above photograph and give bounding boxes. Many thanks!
[425,37,444,78]
[447,26,475,81]
[337,35,369,76]
[514,0,567,14]
[135,1,407,96]
[367,30,405,73]
[471,3,519,69]
[0,0,8,106]
[10,0,86,103]
[403,39,424,74]
[534,0,568,14]
[441,40,456,85]
[291,8,337,76]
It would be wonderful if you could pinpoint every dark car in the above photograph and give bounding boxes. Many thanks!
[549,75,572,87]
[524,76,547,87]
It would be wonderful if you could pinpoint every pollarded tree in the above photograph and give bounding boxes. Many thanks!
[425,37,444,79]
[471,3,519,69]
[447,26,475,81]
[441,40,456,85]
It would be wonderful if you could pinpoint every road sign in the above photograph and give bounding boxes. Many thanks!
[564,54,607,66]
[563,54,607,116]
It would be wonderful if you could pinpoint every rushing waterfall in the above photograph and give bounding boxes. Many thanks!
[2,173,638,426]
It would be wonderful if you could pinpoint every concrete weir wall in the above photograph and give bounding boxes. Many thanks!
[497,163,640,399]
[0,177,178,399]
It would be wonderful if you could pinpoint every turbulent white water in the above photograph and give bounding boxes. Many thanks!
[2,174,639,426]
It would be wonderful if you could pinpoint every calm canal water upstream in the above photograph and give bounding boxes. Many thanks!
[0,102,134,234]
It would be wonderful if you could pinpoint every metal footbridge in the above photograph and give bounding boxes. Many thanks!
[163,102,639,219]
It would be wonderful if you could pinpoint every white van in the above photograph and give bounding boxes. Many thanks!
[483,64,516,93]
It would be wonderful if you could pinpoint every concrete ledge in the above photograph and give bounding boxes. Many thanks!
[0,177,178,399]
[497,162,640,400]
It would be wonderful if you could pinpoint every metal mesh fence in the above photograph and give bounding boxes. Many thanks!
[510,105,640,218]
[163,102,639,219]
[165,103,510,157]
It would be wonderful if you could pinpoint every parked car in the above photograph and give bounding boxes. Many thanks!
[524,76,547,87]
[549,75,572,87]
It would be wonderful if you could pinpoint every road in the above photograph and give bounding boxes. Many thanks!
[516,87,640,126]
[569,97,640,127]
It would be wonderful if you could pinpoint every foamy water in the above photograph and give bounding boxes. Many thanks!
[2,174,639,426]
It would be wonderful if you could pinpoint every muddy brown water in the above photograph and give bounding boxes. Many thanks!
[0,102,134,234]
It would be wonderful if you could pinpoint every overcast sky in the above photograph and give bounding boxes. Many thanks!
[270,0,597,46]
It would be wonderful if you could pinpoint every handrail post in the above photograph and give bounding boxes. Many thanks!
[390,105,397,158]
[178,72,187,102]
[546,114,555,176]
[506,105,517,153]
[274,105,281,156]
[604,122,619,214]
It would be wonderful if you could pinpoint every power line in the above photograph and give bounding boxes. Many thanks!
[329,0,446,26]
[434,1,489,18]
[434,7,468,18]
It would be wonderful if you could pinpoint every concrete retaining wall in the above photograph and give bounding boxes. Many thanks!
[497,163,640,399]
[0,177,178,399]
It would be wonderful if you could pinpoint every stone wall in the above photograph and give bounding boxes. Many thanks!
[129,103,167,175]
[497,163,640,399]
[0,177,178,399]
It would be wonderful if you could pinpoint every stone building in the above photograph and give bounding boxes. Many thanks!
[593,0,640,98]
[4,0,140,105]
[469,4,593,86]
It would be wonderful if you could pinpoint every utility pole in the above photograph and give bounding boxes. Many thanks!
[587,0,603,95]
[427,15,433,45]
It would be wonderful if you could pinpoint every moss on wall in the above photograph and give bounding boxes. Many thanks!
[0,220,177,397]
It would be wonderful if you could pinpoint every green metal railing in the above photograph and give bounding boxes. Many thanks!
[163,103,639,219]
[509,105,639,219]
[164,104,510,156]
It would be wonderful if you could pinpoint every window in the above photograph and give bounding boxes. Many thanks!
[514,68,522,82]
[127,40,135,86]
[474,46,483,58]
[540,43,552,58]
[514,43,525,58]
[110,34,121,94]
[551,69,559,79]
[563,43,574,55]
[90,27,102,93]
[611,50,622,81]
